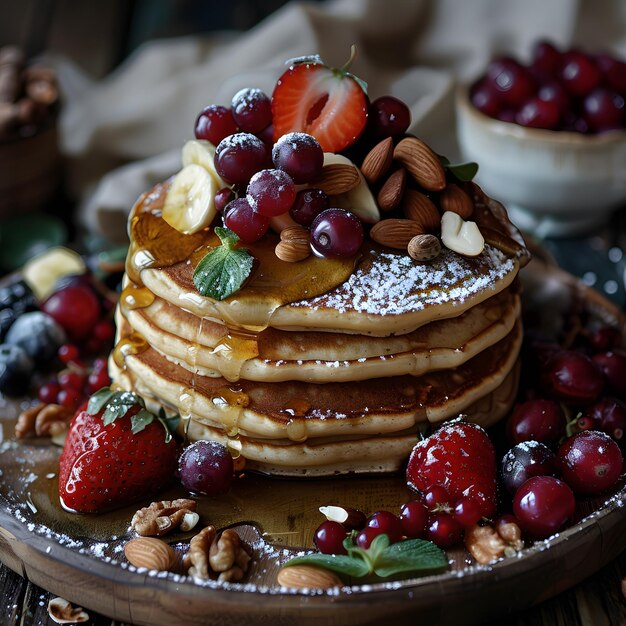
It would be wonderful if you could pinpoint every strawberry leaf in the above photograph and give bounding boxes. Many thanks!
[373,539,449,578]
[130,408,155,434]
[101,391,145,426]
[87,387,117,414]
[193,227,254,301]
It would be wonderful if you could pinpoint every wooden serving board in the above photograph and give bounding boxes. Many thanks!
[0,257,624,626]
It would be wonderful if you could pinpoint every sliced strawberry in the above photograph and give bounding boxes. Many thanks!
[58,388,179,513]
[406,420,497,518]
[272,60,368,153]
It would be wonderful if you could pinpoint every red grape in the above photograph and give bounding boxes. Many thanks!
[214,187,235,213]
[592,351,626,398]
[42,286,101,343]
[223,197,270,243]
[585,398,626,446]
[195,105,238,145]
[314,520,348,554]
[231,88,272,133]
[501,440,557,494]
[214,133,268,185]
[583,88,625,132]
[427,512,463,548]
[365,510,404,544]
[560,51,602,96]
[470,80,502,118]
[246,169,296,217]
[272,132,323,184]
[399,500,428,538]
[531,40,562,76]
[542,350,604,402]
[368,96,411,138]
[507,398,565,445]
[516,97,561,129]
[486,58,535,108]
[310,208,363,258]
[289,188,329,226]
[178,440,233,496]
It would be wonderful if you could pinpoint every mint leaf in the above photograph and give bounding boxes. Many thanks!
[193,227,254,301]
[87,387,116,415]
[282,553,371,579]
[444,161,479,182]
[373,539,449,578]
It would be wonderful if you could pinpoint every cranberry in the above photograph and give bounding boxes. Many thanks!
[57,387,82,411]
[289,188,329,227]
[223,197,270,243]
[557,430,623,495]
[272,132,324,184]
[88,368,111,394]
[427,512,463,548]
[592,351,626,399]
[501,441,557,494]
[595,53,626,93]
[246,169,296,217]
[355,526,381,549]
[365,510,404,544]
[195,105,238,145]
[542,351,604,402]
[537,82,570,117]
[515,97,561,130]
[178,440,233,496]
[531,40,562,76]
[560,51,602,96]
[368,96,411,138]
[310,208,363,259]
[38,381,60,404]
[585,398,626,446]
[507,398,565,445]
[58,344,80,364]
[93,320,115,345]
[486,58,535,108]
[586,326,622,352]
[42,286,101,343]
[423,485,450,509]
[470,80,502,118]
[231,88,272,134]
[58,370,85,391]
[314,520,348,555]
[399,500,428,538]
[583,87,625,132]
[513,476,575,539]
[214,133,268,185]
[453,497,484,527]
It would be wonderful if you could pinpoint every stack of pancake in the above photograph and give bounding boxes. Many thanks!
[111,182,529,476]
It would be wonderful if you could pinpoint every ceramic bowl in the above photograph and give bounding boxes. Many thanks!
[456,85,626,237]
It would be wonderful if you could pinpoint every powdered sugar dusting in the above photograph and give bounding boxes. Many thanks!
[290,245,515,315]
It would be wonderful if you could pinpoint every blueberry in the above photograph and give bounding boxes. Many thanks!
[0,344,34,395]
[5,311,66,364]
[0,308,17,340]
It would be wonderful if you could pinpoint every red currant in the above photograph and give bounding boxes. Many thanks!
[314,520,348,554]
[194,105,238,145]
[58,344,80,364]
[513,476,575,539]
[58,370,85,391]
[423,485,450,510]
[93,320,115,345]
[399,500,428,538]
[355,526,381,549]
[557,430,623,495]
[453,497,484,527]
[365,510,404,544]
[38,382,60,404]
[427,512,463,548]
[88,368,111,394]
[57,387,82,411]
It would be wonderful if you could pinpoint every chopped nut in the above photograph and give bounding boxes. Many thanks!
[184,526,252,583]
[48,597,89,624]
[131,499,198,536]
[15,403,73,439]
[465,520,523,565]
[319,505,366,530]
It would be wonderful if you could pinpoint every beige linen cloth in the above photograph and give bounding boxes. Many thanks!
[53,0,626,242]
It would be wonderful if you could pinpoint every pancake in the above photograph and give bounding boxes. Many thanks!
[121,285,520,382]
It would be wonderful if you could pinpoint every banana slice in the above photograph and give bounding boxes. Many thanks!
[181,139,227,188]
[162,164,217,234]
[321,153,380,224]
[23,247,86,301]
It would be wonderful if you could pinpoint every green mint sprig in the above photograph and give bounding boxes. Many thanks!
[193,227,254,301]
[439,155,479,182]
[282,534,449,582]
[87,387,179,442]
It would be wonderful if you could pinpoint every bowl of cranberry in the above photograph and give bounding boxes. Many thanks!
[456,41,626,237]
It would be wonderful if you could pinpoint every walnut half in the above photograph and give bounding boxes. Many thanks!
[15,403,73,439]
[131,499,199,537]
[465,519,524,565]
[184,526,252,583]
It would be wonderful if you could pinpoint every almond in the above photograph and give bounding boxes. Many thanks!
[440,184,474,219]
[124,537,177,571]
[377,168,406,212]
[275,240,311,263]
[277,565,343,590]
[440,211,484,257]
[360,137,393,184]
[402,189,440,233]
[280,225,310,244]
[407,234,441,262]
[370,219,425,249]
[312,163,360,195]
[393,137,446,191]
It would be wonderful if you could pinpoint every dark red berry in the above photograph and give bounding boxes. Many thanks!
[560,51,602,97]
[246,169,296,217]
[596,53,626,94]
[531,40,562,76]
[93,320,115,345]
[88,368,111,394]
[314,520,348,554]
[513,476,575,539]
[366,510,404,544]
[399,500,428,538]
[42,286,101,343]
[507,398,565,445]
[355,526,381,549]
[368,96,411,138]
[231,88,272,134]
[223,197,270,243]
[542,351,604,402]
[470,80,503,118]
[195,105,238,145]
[557,430,623,495]
[289,188,329,227]
[310,208,363,259]
[178,440,233,496]
[58,344,80,364]
[515,97,561,130]
[427,512,463,548]
[592,351,626,399]
[583,88,625,132]
[486,58,535,108]
[38,382,60,404]
[423,485,450,510]
[214,133,268,185]
[272,132,324,184]
[58,370,85,391]
[453,497,484,527]
[214,188,235,213]
[586,326,621,352]
[585,398,626,446]
[57,387,82,411]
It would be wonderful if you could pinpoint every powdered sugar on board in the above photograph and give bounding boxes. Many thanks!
[290,245,516,315]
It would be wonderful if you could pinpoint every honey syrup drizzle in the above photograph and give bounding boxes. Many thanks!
[112,332,149,369]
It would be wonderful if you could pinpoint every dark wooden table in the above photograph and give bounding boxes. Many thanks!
[2,552,625,625]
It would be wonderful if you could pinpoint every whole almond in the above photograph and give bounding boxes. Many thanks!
[393,137,446,191]
[312,163,360,195]
[360,137,393,184]
[280,225,309,244]
[275,240,311,263]
[370,219,425,249]
[407,234,441,262]
[124,537,177,571]
[440,184,474,219]
[377,168,406,212]
[277,565,343,589]
[402,189,440,233]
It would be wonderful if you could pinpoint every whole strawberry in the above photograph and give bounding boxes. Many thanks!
[406,420,497,518]
[58,387,180,513]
